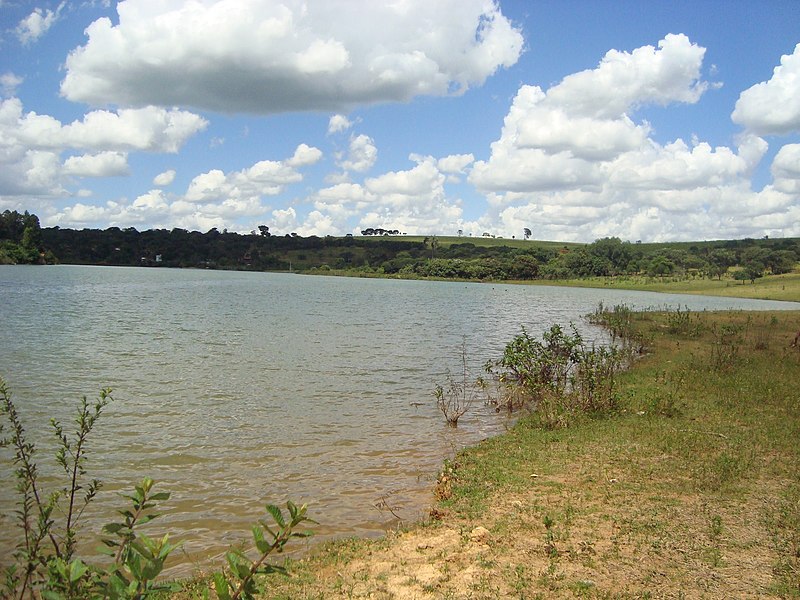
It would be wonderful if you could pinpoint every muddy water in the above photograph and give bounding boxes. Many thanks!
[1,265,795,574]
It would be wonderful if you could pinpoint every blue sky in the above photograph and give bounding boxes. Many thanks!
[1,0,799,241]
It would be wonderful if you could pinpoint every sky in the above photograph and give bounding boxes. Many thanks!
[1,0,799,242]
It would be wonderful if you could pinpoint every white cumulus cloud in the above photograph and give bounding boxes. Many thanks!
[3,99,207,153]
[771,143,800,194]
[63,151,130,177]
[546,33,709,119]
[60,0,523,113]
[466,34,797,241]
[327,114,353,134]
[339,134,377,173]
[1,73,24,97]
[16,2,66,45]
[0,97,207,206]
[732,43,800,135]
[437,154,474,174]
[153,169,176,186]
[183,144,319,211]
[304,157,464,235]
[286,143,323,168]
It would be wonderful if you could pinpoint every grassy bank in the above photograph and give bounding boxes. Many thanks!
[519,271,800,303]
[308,268,800,303]
[201,309,800,599]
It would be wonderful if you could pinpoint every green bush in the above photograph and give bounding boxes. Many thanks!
[485,322,629,428]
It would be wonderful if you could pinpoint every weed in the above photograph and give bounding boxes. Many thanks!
[588,302,649,356]
[709,321,744,371]
[434,340,484,427]
[543,514,558,558]
[751,314,780,350]
[665,305,703,337]
[644,370,686,417]
[695,447,756,491]
[765,485,800,596]
[701,547,724,568]
[571,579,596,596]
[709,514,723,540]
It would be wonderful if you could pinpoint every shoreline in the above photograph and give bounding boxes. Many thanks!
[304,268,800,303]
[243,308,800,598]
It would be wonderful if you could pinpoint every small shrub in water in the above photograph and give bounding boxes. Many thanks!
[485,322,626,427]
[434,341,484,427]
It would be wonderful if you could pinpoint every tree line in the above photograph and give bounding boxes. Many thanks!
[1,210,797,282]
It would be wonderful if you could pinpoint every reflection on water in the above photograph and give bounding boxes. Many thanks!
[1,265,796,574]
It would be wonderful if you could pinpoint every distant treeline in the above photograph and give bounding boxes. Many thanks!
[1,210,798,282]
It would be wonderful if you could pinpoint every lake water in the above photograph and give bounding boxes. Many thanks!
[1,265,796,574]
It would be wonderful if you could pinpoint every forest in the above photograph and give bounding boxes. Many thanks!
[1,210,798,283]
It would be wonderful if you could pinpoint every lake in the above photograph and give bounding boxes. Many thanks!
[1,265,796,574]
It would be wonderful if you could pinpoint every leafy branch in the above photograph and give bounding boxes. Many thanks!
[213,502,316,600]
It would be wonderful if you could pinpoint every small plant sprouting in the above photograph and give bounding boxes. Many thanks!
[99,477,181,598]
[709,514,723,539]
[213,501,316,600]
[0,378,117,598]
[543,514,558,558]
[434,340,485,427]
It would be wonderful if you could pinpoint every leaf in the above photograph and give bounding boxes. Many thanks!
[97,545,116,556]
[68,559,88,582]
[292,531,313,539]
[137,513,160,526]
[213,573,232,600]
[251,525,265,543]
[130,539,154,560]
[108,571,129,596]
[142,559,164,581]
[265,504,285,528]
[225,551,242,575]
[103,522,125,534]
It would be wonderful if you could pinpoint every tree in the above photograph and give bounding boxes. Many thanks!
[523,227,531,240]
[257,225,270,237]
[765,250,796,274]
[648,255,675,279]
[742,261,764,283]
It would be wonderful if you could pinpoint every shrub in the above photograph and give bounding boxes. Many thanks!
[434,341,484,427]
[486,322,628,428]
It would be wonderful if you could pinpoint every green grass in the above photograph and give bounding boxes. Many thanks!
[514,271,800,302]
